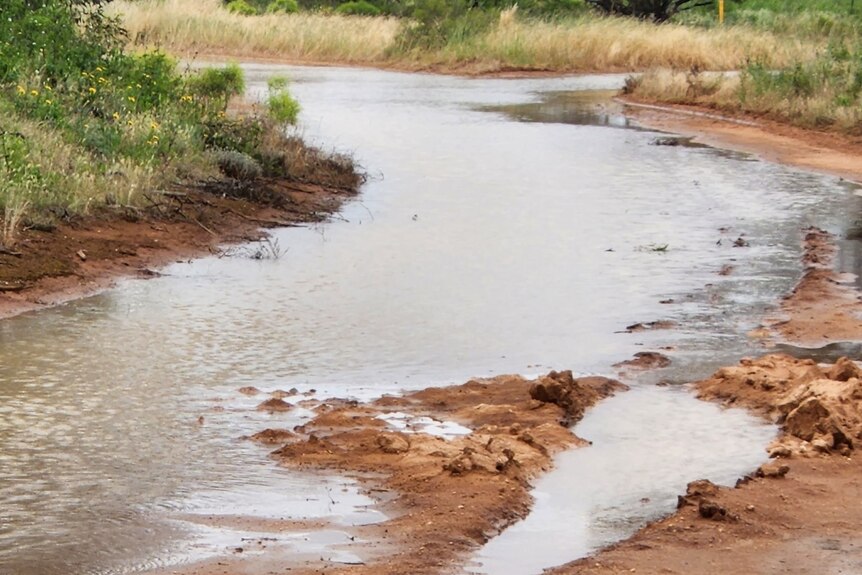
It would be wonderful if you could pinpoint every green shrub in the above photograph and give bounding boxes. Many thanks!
[335,1,382,16]
[394,0,495,51]
[186,64,246,113]
[266,76,301,124]
[268,92,301,124]
[226,0,259,15]
[266,0,299,13]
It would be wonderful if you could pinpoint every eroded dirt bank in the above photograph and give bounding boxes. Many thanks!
[623,98,862,183]
[0,178,355,319]
[153,371,626,575]
[763,227,862,345]
[551,354,862,575]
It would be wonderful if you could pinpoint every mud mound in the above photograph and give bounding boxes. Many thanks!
[529,371,626,426]
[248,428,295,444]
[256,398,293,412]
[697,354,862,456]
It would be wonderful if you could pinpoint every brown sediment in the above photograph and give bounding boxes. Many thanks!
[0,178,355,320]
[550,353,862,575]
[150,370,626,575]
[764,227,862,345]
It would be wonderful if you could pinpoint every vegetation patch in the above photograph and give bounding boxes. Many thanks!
[0,0,357,249]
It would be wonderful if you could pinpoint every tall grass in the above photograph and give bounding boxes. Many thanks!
[113,0,402,62]
[113,0,813,72]
[436,16,813,71]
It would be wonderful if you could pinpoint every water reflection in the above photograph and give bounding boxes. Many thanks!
[480,90,636,129]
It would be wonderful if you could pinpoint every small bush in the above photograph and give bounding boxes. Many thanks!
[226,0,259,15]
[268,93,301,124]
[186,64,246,112]
[335,1,382,16]
[266,75,300,124]
[201,116,264,154]
[214,149,263,180]
[266,0,299,13]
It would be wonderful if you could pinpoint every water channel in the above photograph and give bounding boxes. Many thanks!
[1,65,861,575]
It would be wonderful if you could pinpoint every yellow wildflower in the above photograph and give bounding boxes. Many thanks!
[16,85,24,95]
[150,121,159,130]
[98,77,107,84]
[88,87,97,94]
[127,96,136,103]
[95,66,103,72]
[44,99,52,105]
[30,89,38,97]
[112,112,120,121]
[45,85,52,92]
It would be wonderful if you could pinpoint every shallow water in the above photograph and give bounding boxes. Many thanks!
[1,65,861,575]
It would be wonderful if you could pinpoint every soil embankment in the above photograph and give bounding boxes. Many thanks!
[153,371,627,574]
[0,178,355,319]
[623,98,862,183]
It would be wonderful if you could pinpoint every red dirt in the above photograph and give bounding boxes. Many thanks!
[146,370,627,575]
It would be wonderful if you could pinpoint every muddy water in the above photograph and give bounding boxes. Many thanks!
[2,66,862,575]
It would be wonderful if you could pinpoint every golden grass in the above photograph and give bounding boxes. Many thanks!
[112,0,402,62]
[463,17,813,72]
[113,0,817,73]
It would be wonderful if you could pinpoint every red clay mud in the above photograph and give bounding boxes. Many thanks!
[150,370,627,575]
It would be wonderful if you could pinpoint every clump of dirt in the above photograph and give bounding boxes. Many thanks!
[529,370,626,426]
[247,428,296,444]
[698,353,862,457]
[256,398,293,412]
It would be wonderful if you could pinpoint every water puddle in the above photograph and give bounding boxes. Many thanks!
[470,385,775,574]
[479,90,636,129]
[2,65,861,574]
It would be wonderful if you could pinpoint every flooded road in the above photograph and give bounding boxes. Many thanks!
[2,65,861,575]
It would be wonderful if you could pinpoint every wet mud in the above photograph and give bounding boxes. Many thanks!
[150,371,626,575]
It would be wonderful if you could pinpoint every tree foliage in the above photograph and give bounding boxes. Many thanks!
[585,0,713,21]
[0,0,123,84]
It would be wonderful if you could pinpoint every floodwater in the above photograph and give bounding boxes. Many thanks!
[2,65,862,575]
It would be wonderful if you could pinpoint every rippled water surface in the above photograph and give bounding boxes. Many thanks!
[2,65,861,575]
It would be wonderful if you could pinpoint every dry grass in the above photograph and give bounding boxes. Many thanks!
[113,0,816,72]
[627,69,740,107]
[113,0,402,62]
[464,17,813,72]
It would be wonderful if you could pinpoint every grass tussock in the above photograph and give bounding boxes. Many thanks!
[113,0,813,72]
[113,0,402,62]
